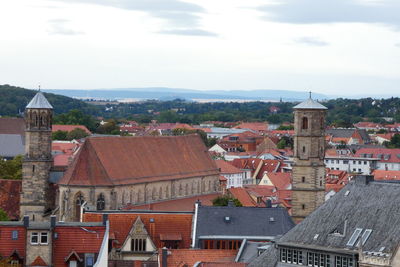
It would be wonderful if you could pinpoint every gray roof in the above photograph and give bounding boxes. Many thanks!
[26,91,53,109]
[237,241,271,263]
[326,128,371,142]
[195,205,294,247]
[250,176,400,266]
[280,176,400,254]
[293,98,327,110]
[248,245,279,267]
[0,134,24,158]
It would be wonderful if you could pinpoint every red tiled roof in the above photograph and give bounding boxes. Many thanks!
[255,160,282,180]
[215,160,242,174]
[29,256,48,266]
[228,188,256,207]
[234,122,268,132]
[123,193,220,212]
[372,170,400,180]
[59,135,219,186]
[83,212,193,249]
[0,226,26,258]
[0,118,24,135]
[264,172,292,190]
[354,122,382,128]
[355,148,400,163]
[52,124,92,134]
[160,249,238,267]
[231,158,262,171]
[0,179,21,220]
[375,133,395,141]
[53,225,105,267]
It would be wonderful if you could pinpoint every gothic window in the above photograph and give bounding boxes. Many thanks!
[179,184,183,195]
[208,180,211,191]
[165,186,169,198]
[97,194,105,210]
[33,112,39,127]
[138,189,142,202]
[302,117,308,130]
[302,146,306,153]
[75,192,85,221]
[185,184,189,195]
[152,187,156,200]
[40,112,47,127]
[159,187,163,199]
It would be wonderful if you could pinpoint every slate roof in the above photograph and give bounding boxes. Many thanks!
[326,128,370,143]
[248,245,279,267]
[293,98,327,110]
[59,135,219,186]
[237,241,271,263]
[195,205,295,246]
[277,176,400,255]
[26,91,53,109]
[0,134,24,158]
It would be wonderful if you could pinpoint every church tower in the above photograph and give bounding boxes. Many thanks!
[291,94,327,223]
[20,91,53,221]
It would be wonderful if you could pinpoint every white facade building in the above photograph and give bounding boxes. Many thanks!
[324,156,378,175]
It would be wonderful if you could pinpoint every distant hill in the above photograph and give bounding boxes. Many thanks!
[43,87,329,102]
[0,84,99,117]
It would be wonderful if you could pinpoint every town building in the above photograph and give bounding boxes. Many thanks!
[192,202,295,249]
[291,96,327,223]
[215,160,245,188]
[249,175,400,267]
[0,215,108,267]
[324,155,378,175]
[355,148,400,171]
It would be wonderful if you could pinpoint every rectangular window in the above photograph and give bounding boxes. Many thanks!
[12,230,18,240]
[347,228,363,246]
[307,252,313,266]
[131,238,147,252]
[293,250,298,264]
[281,248,287,262]
[364,161,367,165]
[343,160,349,164]
[298,251,303,264]
[31,232,39,244]
[85,253,95,267]
[40,232,48,244]
[336,256,342,267]
[287,249,292,263]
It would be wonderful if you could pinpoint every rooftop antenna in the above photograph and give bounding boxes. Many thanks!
[38,84,41,92]
[309,91,312,99]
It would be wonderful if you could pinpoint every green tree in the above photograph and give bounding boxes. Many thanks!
[277,139,287,149]
[96,120,120,135]
[52,130,68,140]
[277,125,294,130]
[385,134,400,148]
[212,196,242,207]
[66,128,89,140]
[0,155,22,180]
[0,208,9,221]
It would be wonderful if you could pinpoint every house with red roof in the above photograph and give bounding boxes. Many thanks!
[234,122,269,134]
[83,211,193,263]
[355,148,400,171]
[215,160,245,188]
[372,169,400,180]
[0,215,108,267]
[218,131,264,152]
[354,121,383,131]
[259,172,292,190]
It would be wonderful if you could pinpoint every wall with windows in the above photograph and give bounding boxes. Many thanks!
[26,230,51,266]
[324,157,377,175]
[278,247,358,267]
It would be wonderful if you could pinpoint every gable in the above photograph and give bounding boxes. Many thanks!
[121,217,156,252]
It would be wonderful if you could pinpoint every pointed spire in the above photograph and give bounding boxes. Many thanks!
[293,92,327,110]
[26,90,53,109]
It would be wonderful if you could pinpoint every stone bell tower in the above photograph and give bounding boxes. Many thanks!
[20,91,53,221]
[291,94,327,223]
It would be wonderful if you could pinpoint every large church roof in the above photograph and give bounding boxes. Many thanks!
[58,135,219,186]
[26,91,53,109]
[293,97,327,110]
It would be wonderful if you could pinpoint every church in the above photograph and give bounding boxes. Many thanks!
[19,91,221,222]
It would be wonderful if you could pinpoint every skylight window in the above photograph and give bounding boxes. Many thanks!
[356,229,373,247]
[347,228,363,246]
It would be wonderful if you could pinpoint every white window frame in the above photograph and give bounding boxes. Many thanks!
[31,232,39,245]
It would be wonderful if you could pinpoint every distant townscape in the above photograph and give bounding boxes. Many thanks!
[1,85,400,266]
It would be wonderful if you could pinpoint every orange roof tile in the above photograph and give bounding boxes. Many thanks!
[123,193,220,212]
[160,249,238,267]
[228,188,256,207]
[264,172,292,190]
[83,212,193,249]
[234,122,268,132]
[59,135,219,186]
[215,160,242,174]
[372,170,400,180]
[29,256,47,266]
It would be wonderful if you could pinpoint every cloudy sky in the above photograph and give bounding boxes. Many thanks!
[1,0,400,96]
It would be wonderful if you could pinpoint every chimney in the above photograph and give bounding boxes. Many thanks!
[102,214,108,226]
[355,175,374,185]
[23,215,29,228]
[50,215,56,228]
[162,247,168,267]
[266,199,272,208]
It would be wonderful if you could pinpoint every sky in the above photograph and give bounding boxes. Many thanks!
[1,0,400,96]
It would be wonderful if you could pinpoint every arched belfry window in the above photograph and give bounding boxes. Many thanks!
[75,192,85,221]
[302,117,308,130]
[97,193,105,210]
